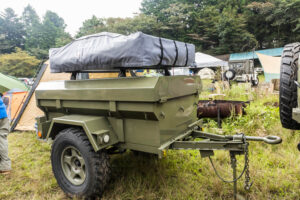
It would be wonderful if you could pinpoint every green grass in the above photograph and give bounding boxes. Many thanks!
[1,82,300,199]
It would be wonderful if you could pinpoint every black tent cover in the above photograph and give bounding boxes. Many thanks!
[49,32,195,73]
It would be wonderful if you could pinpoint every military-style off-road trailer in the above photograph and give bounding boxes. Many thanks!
[35,32,281,199]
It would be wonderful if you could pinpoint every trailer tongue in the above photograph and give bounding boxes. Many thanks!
[168,126,281,199]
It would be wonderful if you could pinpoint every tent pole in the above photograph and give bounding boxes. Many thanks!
[221,66,224,91]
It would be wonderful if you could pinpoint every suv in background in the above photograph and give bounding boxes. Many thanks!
[223,60,259,86]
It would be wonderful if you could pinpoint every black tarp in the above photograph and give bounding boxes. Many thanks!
[50,32,195,73]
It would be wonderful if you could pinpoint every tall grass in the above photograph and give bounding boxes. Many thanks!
[1,82,299,199]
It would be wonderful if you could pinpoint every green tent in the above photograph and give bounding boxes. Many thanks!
[0,73,29,93]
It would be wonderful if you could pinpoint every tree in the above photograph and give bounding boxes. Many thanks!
[159,3,193,39]
[22,4,40,27]
[267,0,300,46]
[140,0,300,54]
[40,11,67,50]
[55,32,73,47]
[22,5,43,53]
[244,0,300,49]
[76,14,161,38]
[0,48,40,77]
[23,10,72,59]
[0,8,25,53]
[141,0,176,20]
[245,1,278,48]
[76,15,105,37]
[216,8,258,54]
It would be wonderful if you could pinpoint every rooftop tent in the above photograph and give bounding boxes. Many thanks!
[195,52,228,68]
[0,73,29,93]
[229,47,283,61]
[50,32,195,73]
[256,52,281,82]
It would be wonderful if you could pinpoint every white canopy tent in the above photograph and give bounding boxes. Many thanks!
[195,52,228,68]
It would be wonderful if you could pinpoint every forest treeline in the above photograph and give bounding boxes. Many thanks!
[0,0,299,77]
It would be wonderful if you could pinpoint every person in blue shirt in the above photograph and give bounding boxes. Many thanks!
[0,93,11,174]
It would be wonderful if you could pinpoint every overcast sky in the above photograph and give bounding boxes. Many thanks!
[1,0,143,36]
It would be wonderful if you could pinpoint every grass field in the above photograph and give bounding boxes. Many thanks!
[1,81,300,200]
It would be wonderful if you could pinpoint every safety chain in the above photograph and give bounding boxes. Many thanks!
[208,134,253,188]
[243,136,253,191]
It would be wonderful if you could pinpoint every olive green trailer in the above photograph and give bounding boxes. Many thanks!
[35,32,282,199]
[35,75,281,199]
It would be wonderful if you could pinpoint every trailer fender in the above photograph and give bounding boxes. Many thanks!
[47,115,119,152]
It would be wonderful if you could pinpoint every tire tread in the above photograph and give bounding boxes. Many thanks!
[279,42,300,129]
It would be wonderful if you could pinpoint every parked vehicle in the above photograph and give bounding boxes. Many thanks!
[224,60,259,86]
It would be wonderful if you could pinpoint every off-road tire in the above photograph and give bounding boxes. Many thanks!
[279,42,300,129]
[51,127,111,199]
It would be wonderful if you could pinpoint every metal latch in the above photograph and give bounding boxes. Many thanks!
[159,96,168,103]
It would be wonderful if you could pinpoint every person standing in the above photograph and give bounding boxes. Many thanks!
[0,93,11,174]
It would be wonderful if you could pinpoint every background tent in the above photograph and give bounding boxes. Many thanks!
[256,53,281,82]
[3,89,28,123]
[198,68,215,79]
[169,68,190,76]
[195,52,228,68]
[12,60,71,131]
[229,47,283,61]
[0,73,29,93]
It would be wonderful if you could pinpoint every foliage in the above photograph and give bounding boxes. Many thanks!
[21,5,45,59]
[74,0,300,54]
[139,0,300,53]
[0,5,72,60]
[245,0,300,48]
[0,1,299,77]
[28,10,72,59]
[215,9,258,54]
[0,5,72,74]
[0,48,40,77]
[76,14,161,38]
[76,15,105,37]
[0,8,25,54]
